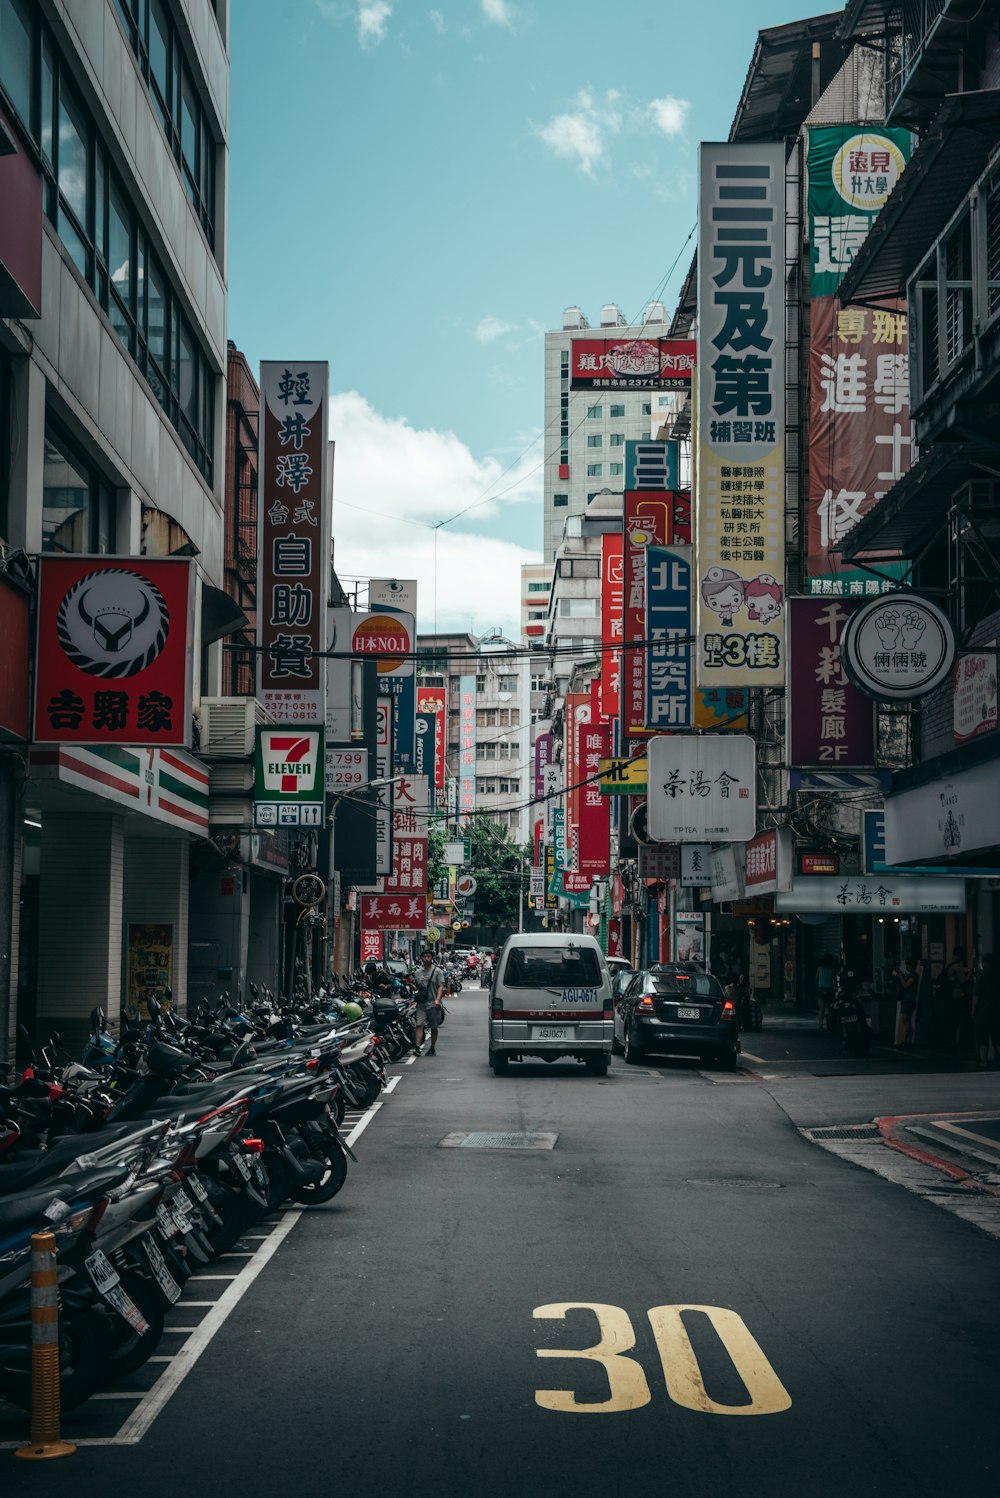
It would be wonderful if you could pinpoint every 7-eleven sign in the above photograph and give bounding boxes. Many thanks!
[254,727,324,803]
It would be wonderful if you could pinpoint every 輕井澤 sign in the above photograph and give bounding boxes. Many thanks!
[696,143,786,686]
[257,363,330,724]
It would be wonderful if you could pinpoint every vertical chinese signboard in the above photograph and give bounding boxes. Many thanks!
[33,557,194,745]
[458,675,476,824]
[623,488,691,738]
[696,143,786,685]
[577,719,611,876]
[257,362,330,724]
[600,535,623,722]
[787,597,875,767]
[416,684,446,796]
[645,546,694,731]
[806,126,912,591]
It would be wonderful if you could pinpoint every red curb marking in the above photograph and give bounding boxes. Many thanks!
[876,1113,1000,1198]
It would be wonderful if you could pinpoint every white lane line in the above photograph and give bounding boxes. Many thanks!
[184,1273,237,1281]
[90,1392,144,1401]
[385,1075,401,1095]
[175,1301,216,1308]
[345,1101,383,1147]
[111,1209,303,1444]
[741,1051,766,1063]
[404,1054,416,1066]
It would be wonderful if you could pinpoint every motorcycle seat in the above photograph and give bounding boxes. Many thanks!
[0,1164,130,1234]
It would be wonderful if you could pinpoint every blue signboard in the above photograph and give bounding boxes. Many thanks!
[624,438,679,491]
[645,545,693,730]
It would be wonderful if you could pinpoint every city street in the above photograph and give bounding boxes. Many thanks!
[6,987,1000,1498]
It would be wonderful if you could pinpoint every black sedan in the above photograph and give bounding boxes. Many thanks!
[614,964,740,1070]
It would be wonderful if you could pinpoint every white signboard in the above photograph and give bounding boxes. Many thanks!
[884,761,1000,865]
[325,746,369,794]
[709,843,745,901]
[648,735,756,843]
[675,911,706,965]
[680,843,713,887]
[953,650,997,745]
[841,593,955,701]
[774,875,966,915]
[369,578,418,615]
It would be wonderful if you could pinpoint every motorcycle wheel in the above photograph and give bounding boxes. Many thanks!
[330,1094,346,1127]
[286,1143,348,1204]
[261,1151,293,1212]
[347,1068,382,1110]
[106,1272,165,1377]
[0,1304,112,1412]
[204,1182,252,1255]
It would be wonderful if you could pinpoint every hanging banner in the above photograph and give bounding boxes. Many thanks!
[623,490,692,737]
[564,692,591,871]
[257,362,329,724]
[33,557,194,746]
[807,296,912,589]
[458,675,476,823]
[534,730,554,802]
[360,930,383,964]
[681,843,713,887]
[413,712,437,790]
[645,546,694,731]
[571,338,695,391]
[416,684,446,793]
[787,597,875,767]
[696,143,786,686]
[601,535,624,722]
[373,696,393,875]
[807,125,911,297]
[744,827,794,896]
[576,719,611,876]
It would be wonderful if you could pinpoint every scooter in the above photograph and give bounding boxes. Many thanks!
[831,977,872,1057]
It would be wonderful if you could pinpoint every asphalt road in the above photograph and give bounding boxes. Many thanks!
[7,989,1000,1497]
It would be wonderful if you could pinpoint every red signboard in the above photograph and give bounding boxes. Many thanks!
[601,534,623,722]
[623,491,691,736]
[607,918,623,957]
[416,685,446,792]
[807,297,911,585]
[360,930,383,964]
[257,362,329,723]
[381,832,428,896]
[33,557,194,745]
[571,337,696,391]
[800,852,840,875]
[788,597,876,767]
[564,691,590,871]
[359,894,427,931]
[577,719,611,876]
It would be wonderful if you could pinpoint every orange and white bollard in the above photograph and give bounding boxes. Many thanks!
[15,1230,76,1461]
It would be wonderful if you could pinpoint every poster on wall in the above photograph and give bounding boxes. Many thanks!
[126,923,173,1021]
[807,126,911,298]
[675,911,706,966]
[696,142,786,686]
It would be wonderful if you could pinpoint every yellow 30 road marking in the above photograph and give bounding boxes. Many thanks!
[648,1304,792,1416]
[533,1303,651,1413]
[534,1302,791,1416]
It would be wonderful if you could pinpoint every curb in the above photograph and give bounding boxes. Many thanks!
[877,1112,1000,1198]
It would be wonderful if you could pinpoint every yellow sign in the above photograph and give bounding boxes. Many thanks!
[426,925,441,943]
[599,757,648,796]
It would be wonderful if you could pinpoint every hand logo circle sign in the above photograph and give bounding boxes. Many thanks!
[841,592,955,702]
[56,568,170,678]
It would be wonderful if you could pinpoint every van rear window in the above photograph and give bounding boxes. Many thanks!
[503,947,602,989]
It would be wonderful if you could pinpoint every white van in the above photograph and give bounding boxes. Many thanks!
[488,933,614,1076]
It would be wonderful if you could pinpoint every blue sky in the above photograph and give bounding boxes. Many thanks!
[228,0,821,634]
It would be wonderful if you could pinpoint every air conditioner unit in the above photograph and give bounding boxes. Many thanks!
[208,763,254,795]
[198,697,273,758]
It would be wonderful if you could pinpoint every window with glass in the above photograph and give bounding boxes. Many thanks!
[553,494,568,508]
[609,462,623,476]
[528,610,546,620]
[43,417,116,554]
[586,405,602,419]
[609,403,625,418]
[642,402,652,415]
[610,433,625,447]
[531,674,547,692]
[0,9,216,484]
[527,581,549,592]
[113,0,217,249]
[587,463,602,476]
[586,434,602,448]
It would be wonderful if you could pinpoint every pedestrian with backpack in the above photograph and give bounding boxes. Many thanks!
[412,949,445,1057]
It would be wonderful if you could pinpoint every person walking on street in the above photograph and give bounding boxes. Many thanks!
[815,953,837,1031]
[972,952,1000,1069]
[894,956,917,1047]
[944,945,972,1047]
[412,949,445,1056]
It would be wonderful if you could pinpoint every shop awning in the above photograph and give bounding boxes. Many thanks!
[838,441,1000,560]
[839,90,1000,306]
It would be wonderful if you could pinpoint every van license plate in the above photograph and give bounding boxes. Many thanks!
[533,1026,571,1040]
[677,1007,700,1020]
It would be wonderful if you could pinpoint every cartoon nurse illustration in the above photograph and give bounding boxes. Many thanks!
[700,566,745,628]
[744,573,784,625]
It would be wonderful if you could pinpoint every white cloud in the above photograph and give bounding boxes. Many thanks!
[429,7,446,32]
[475,315,515,344]
[328,392,541,637]
[357,0,391,47]
[481,0,513,26]
[650,94,690,137]
[536,89,622,176]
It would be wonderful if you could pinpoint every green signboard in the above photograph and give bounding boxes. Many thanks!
[253,726,325,828]
[807,125,912,297]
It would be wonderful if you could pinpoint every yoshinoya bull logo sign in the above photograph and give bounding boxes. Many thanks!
[33,557,194,746]
[56,568,170,677]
